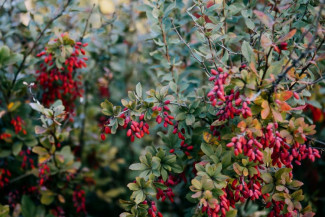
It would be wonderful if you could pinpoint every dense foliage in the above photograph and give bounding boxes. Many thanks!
[0,0,325,217]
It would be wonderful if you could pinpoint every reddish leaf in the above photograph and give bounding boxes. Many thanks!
[276,91,293,101]
[291,105,307,111]
[261,34,272,50]
[261,100,270,119]
[272,108,283,122]
[254,10,274,29]
[237,121,247,132]
[279,101,292,111]
[277,29,297,43]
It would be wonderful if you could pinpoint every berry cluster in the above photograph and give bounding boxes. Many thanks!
[72,188,86,214]
[227,136,264,162]
[8,186,38,208]
[126,118,150,141]
[267,200,295,217]
[208,69,252,120]
[11,116,26,135]
[50,206,65,217]
[19,149,35,170]
[100,112,150,141]
[38,163,50,185]
[0,168,11,188]
[201,188,231,217]
[153,101,174,128]
[229,173,263,203]
[36,35,87,114]
[226,122,321,168]
[170,124,193,156]
[156,175,181,203]
[208,68,228,104]
[147,201,163,217]
[8,190,19,208]
[0,132,11,140]
[261,123,320,168]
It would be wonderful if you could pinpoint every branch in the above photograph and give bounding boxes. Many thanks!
[79,4,95,42]
[7,0,72,100]
[159,17,174,73]
[198,3,218,69]
[295,74,324,93]
[216,42,241,55]
[268,3,324,93]
[289,38,325,90]
[9,171,33,184]
[0,0,7,11]
[170,18,211,77]
[307,136,325,147]
[77,4,95,155]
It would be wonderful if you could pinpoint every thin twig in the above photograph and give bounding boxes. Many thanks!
[198,2,218,69]
[289,38,325,89]
[79,4,95,42]
[216,42,241,55]
[158,17,174,72]
[9,171,33,184]
[307,136,325,147]
[170,18,210,77]
[0,0,8,10]
[295,75,324,93]
[269,3,324,93]
[78,4,95,156]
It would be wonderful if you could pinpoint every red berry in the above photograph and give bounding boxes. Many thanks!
[104,126,111,134]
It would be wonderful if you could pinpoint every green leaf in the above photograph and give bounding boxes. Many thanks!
[226,210,237,217]
[29,103,44,113]
[289,180,304,188]
[191,179,202,190]
[261,173,273,184]
[129,163,147,171]
[101,100,114,116]
[164,1,176,17]
[136,82,142,98]
[0,204,9,217]
[127,183,140,191]
[40,190,55,205]
[134,190,145,204]
[245,18,255,30]
[0,46,10,61]
[0,150,11,158]
[32,146,48,155]
[21,195,36,217]
[35,126,47,134]
[241,41,254,63]
[153,182,168,190]
[176,112,186,121]
[262,183,274,194]
[266,58,285,79]
[185,114,195,125]
[12,142,23,156]
[169,81,177,93]
[160,86,169,97]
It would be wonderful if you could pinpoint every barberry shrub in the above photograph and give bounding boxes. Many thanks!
[0,1,127,216]
[99,1,325,217]
[0,0,324,217]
